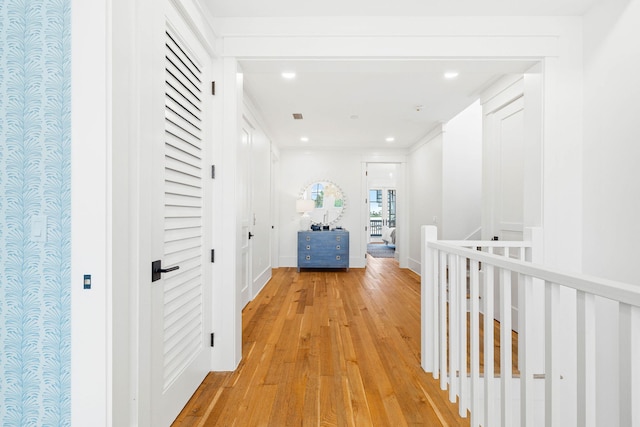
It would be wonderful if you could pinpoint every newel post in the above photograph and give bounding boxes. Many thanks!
[422,225,438,372]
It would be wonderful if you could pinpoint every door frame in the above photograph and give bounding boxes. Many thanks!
[488,95,525,242]
[361,161,408,269]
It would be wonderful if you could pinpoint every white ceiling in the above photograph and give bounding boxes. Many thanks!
[241,59,536,149]
[205,0,597,150]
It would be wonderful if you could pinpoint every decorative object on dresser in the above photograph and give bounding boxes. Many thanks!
[295,198,315,231]
[297,230,349,271]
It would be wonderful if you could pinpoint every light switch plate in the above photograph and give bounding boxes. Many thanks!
[31,215,47,242]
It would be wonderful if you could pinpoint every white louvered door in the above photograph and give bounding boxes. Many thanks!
[150,6,212,426]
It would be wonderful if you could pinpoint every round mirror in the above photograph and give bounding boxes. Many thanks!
[299,180,346,225]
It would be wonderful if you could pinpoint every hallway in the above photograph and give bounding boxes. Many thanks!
[172,258,468,426]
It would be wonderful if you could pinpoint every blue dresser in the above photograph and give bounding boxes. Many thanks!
[297,230,349,271]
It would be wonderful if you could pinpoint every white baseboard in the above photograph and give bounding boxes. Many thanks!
[350,256,366,269]
[252,266,272,299]
[408,257,421,275]
[279,256,297,268]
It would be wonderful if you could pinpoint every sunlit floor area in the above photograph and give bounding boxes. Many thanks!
[172,257,469,426]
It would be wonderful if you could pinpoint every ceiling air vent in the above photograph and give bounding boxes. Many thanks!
[292,113,303,120]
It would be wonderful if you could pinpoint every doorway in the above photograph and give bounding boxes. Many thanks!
[368,188,396,243]
[366,163,400,260]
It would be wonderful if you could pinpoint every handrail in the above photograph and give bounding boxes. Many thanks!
[439,240,532,248]
[428,240,640,308]
[422,226,640,426]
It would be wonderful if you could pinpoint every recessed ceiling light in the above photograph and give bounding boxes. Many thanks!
[292,113,303,120]
[282,72,296,79]
[300,137,309,142]
[386,137,395,143]
[444,71,459,79]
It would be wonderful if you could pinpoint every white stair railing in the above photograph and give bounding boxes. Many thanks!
[421,225,640,427]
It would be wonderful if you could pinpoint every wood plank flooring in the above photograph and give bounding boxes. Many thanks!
[173,257,473,426]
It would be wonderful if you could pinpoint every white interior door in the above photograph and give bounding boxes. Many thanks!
[492,96,525,242]
[488,96,525,330]
[150,9,212,426]
[239,125,252,307]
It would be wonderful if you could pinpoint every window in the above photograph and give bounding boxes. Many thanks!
[311,183,324,208]
[388,189,396,227]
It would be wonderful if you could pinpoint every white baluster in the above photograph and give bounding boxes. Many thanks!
[459,254,468,418]
[470,260,481,426]
[484,249,496,427]
[545,281,561,427]
[421,225,438,373]
[619,303,640,427]
[440,251,448,390]
[520,273,535,427]
[576,290,595,427]
[433,248,440,380]
[525,227,545,378]
[449,254,459,403]
[500,267,512,427]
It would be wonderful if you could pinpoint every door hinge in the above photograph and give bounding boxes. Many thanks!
[365,225,368,231]
[210,333,215,347]
[211,81,216,95]
[365,198,368,204]
[211,165,216,179]
[211,249,215,263]
[366,171,368,176]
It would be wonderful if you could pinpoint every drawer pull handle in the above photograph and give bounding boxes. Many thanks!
[336,255,341,260]
[306,255,311,261]
[306,236,311,241]
[306,245,311,250]
[336,245,341,250]
[336,236,341,241]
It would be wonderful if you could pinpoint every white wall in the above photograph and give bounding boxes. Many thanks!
[583,0,640,285]
[583,0,640,424]
[407,128,443,272]
[442,101,482,240]
[367,163,398,189]
[278,149,406,268]
[71,0,110,424]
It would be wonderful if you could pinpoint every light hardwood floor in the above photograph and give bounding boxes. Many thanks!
[172,257,472,426]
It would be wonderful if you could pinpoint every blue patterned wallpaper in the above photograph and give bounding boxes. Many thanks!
[0,0,71,426]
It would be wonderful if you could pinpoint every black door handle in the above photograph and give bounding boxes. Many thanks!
[248,232,254,239]
[152,260,180,282]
